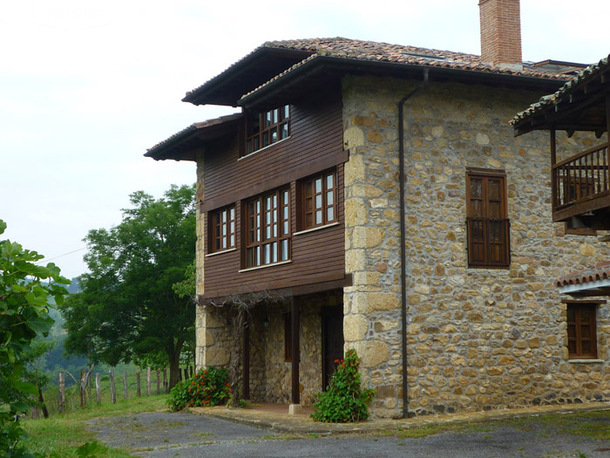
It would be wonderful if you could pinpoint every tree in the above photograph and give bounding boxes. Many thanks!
[0,219,69,455]
[60,185,196,389]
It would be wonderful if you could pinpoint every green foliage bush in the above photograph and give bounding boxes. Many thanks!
[168,366,230,411]
[311,349,375,423]
[0,219,69,456]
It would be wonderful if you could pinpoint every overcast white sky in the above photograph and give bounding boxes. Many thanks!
[1,0,608,279]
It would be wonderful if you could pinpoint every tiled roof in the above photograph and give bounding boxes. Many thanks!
[185,37,574,105]
[511,54,610,127]
[260,37,567,78]
[557,261,610,287]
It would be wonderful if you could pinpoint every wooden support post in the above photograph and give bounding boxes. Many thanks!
[80,369,87,407]
[163,369,167,393]
[136,371,141,397]
[290,298,300,406]
[156,370,160,395]
[147,367,152,396]
[58,372,65,414]
[95,373,101,405]
[123,372,129,400]
[109,369,116,404]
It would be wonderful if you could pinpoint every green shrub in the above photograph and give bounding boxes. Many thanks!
[311,349,375,423]
[168,367,230,411]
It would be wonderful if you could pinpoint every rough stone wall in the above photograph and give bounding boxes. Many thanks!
[342,75,610,418]
[249,300,323,405]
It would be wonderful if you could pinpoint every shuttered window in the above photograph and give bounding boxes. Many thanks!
[567,302,598,359]
[466,169,510,268]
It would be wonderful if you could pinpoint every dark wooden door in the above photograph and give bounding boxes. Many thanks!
[322,307,344,389]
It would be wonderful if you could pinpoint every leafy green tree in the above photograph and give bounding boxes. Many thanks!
[60,185,196,389]
[0,219,69,455]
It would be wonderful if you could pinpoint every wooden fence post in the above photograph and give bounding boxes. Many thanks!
[109,369,116,404]
[162,369,167,393]
[136,371,141,397]
[80,369,87,407]
[123,372,129,400]
[95,373,101,405]
[156,370,160,395]
[58,372,65,414]
[147,366,152,396]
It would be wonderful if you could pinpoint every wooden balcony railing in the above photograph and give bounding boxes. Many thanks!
[553,142,610,218]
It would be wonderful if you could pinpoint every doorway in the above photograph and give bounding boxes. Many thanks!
[321,306,344,389]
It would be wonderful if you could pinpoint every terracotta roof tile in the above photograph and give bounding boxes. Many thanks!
[557,261,610,287]
[261,37,570,77]
[511,54,610,127]
[186,37,573,104]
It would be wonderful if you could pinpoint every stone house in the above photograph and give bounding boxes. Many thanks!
[146,0,610,418]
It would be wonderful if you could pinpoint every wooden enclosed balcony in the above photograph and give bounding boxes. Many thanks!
[553,141,610,229]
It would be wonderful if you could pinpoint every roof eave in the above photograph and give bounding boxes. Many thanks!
[145,114,242,161]
[238,55,566,109]
[182,47,314,107]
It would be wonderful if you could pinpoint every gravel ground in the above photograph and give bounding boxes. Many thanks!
[87,410,610,457]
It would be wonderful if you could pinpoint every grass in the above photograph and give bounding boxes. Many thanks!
[40,370,169,417]
[392,409,610,441]
[23,394,168,456]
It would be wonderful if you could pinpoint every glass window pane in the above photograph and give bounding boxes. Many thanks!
[315,178,322,194]
[316,210,322,225]
[327,173,334,189]
[489,180,501,200]
[315,195,322,209]
[264,244,270,264]
[470,178,482,198]
[327,191,334,206]
[327,207,334,221]
[471,201,482,217]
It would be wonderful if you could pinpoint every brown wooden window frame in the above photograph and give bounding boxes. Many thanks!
[466,168,510,268]
[244,187,291,268]
[565,301,600,360]
[298,169,337,230]
[209,205,235,253]
[245,105,290,155]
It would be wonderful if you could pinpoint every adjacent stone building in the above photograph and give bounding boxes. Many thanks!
[147,0,610,418]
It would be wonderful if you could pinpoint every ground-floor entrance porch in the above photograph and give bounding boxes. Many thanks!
[196,288,344,408]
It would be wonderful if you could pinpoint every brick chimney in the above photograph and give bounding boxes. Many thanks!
[479,0,523,70]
